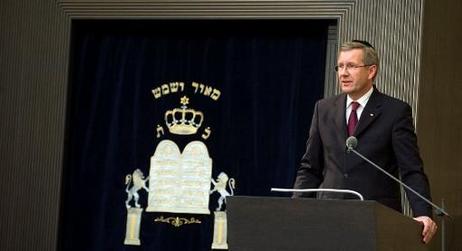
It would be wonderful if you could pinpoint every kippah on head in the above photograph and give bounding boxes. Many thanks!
[351,39,375,49]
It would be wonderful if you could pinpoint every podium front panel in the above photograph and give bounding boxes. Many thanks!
[227,196,426,251]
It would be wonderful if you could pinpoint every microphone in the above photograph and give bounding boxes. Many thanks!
[345,136,449,216]
[346,136,358,152]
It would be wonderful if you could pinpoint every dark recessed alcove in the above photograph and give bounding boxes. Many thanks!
[60,19,334,251]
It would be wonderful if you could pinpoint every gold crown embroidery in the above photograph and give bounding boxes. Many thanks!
[165,96,204,135]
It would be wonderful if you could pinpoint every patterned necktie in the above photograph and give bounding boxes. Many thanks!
[347,102,360,136]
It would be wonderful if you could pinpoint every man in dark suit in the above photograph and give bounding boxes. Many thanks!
[293,40,437,243]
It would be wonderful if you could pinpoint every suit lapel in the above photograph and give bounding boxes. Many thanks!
[354,89,382,137]
[334,94,348,140]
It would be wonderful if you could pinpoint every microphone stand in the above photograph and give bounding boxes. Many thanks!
[347,145,450,250]
[348,147,449,216]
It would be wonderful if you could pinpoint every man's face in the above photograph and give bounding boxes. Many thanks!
[337,49,376,100]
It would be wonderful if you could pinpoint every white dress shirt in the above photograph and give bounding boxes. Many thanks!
[345,87,374,123]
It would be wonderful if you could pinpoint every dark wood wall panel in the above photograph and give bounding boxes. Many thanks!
[0,1,69,250]
[418,0,462,249]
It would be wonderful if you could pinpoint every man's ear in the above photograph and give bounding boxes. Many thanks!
[368,65,378,80]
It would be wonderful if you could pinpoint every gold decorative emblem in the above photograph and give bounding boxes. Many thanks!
[210,172,236,211]
[125,169,150,209]
[165,96,204,135]
[123,81,234,249]
[124,208,143,245]
[210,172,236,250]
[124,169,150,246]
[147,140,212,215]
[154,216,201,227]
[212,211,228,249]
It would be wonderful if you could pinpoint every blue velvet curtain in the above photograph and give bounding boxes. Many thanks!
[60,19,329,251]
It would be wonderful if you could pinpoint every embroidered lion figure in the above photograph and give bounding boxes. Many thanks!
[210,172,236,211]
[125,169,149,209]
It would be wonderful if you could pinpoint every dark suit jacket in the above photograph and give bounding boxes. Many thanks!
[293,88,432,217]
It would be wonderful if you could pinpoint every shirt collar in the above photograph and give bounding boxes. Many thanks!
[346,86,374,108]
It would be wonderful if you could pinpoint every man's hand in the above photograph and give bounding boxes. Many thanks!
[413,216,437,244]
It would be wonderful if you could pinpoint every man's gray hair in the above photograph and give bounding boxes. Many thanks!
[340,40,379,68]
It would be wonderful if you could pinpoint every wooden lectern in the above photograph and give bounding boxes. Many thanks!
[227,196,427,251]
